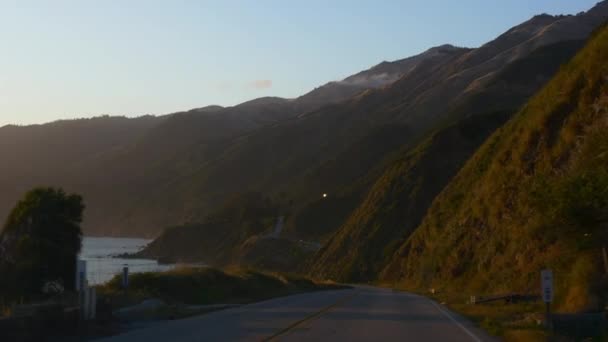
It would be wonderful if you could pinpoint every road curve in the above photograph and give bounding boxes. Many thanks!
[99,287,496,341]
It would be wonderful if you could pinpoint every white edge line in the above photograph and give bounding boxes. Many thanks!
[428,299,483,342]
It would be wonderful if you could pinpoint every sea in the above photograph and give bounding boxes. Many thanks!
[79,237,175,285]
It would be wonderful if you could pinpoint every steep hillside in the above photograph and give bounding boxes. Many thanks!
[0,115,161,181]
[134,34,595,271]
[383,24,608,312]
[2,2,606,241]
[0,115,163,228]
[0,44,451,236]
[309,111,511,281]
[360,2,608,128]
[101,45,469,236]
[135,2,608,240]
[297,44,463,107]
[132,192,279,263]
[133,190,319,272]
[308,39,585,282]
[77,98,303,235]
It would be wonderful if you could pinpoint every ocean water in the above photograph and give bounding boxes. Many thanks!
[79,237,175,285]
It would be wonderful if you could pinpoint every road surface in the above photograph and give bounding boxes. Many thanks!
[100,287,496,341]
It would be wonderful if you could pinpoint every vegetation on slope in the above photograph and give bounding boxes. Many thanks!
[109,46,468,238]
[308,39,585,283]
[97,267,341,308]
[1,4,606,242]
[133,191,323,272]
[133,192,280,264]
[310,111,511,281]
[286,123,414,240]
[119,14,604,275]
[131,39,593,275]
[235,237,314,272]
[0,116,161,235]
[383,24,608,313]
[0,188,84,302]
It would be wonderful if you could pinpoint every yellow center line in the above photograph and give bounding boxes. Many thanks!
[262,291,358,341]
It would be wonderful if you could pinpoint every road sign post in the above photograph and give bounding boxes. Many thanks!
[541,269,553,330]
[75,259,88,320]
[602,247,608,275]
[122,266,129,290]
[76,259,87,291]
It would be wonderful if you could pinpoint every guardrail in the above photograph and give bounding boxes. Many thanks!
[470,293,540,304]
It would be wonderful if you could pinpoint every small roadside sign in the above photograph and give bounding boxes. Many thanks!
[541,269,553,303]
[76,259,87,291]
[122,266,129,289]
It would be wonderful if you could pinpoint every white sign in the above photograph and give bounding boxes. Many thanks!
[76,260,87,291]
[541,269,553,303]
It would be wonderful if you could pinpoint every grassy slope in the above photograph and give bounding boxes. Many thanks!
[310,111,511,282]
[136,41,586,275]
[97,267,341,308]
[383,25,608,313]
[308,40,584,283]
[133,192,279,265]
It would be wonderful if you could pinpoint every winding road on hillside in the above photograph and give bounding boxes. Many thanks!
[100,287,496,341]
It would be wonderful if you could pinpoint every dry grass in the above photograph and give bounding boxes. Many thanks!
[382,24,608,314]
[503,329,548,342]
[96,266,345,311]
[450,302,545,337]
[1,304,11,317]
[419,289,547,338]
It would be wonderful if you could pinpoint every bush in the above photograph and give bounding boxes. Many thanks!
[0,187,84,302]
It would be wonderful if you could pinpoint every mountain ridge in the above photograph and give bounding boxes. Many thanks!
[308,38,586,282]
[2,2,607,245]
[0,42,462,235]
[382,23,608,312]
[129,3,608,277]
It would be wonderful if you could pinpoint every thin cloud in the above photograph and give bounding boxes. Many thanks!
[215,82,232,91]
[249,80,273,89]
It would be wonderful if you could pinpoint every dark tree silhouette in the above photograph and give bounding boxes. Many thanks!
[0,187,84,300]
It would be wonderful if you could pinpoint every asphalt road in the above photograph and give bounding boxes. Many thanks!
[99,287,496,341]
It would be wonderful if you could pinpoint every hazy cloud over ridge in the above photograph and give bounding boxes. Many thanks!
[250,80,273,89]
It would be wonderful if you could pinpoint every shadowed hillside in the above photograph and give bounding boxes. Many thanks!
[110,3,608,274]
[308,39,586,282]
[0,46,452,236]
[0,115,163,229]
[87,44,469,237]
[134,33,600,273]
[383,24,608,312]
[131,192,279,263]
[134,2,608,241]
[1,3,607,249]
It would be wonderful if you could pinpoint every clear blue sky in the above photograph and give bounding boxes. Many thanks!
[0,0,599,125]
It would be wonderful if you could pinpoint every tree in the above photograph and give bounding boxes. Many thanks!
[0,187,84,300]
